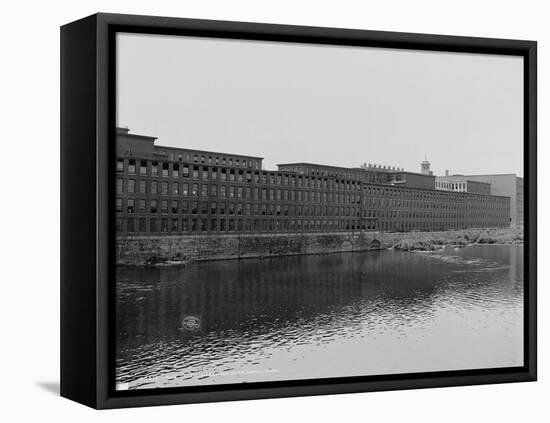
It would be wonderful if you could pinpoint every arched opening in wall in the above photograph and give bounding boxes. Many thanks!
[369,239,381,250]
[341,240,353,251]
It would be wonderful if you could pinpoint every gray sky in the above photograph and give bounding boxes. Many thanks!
[117,33,523,177]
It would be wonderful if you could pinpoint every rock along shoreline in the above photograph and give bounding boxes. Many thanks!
[390,226,524,252]
[118,226,524,267]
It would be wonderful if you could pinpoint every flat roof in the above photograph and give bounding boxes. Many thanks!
[391,171,435,177]
[117,132,157,141]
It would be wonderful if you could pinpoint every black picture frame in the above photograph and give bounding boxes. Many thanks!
[60,12,537,409]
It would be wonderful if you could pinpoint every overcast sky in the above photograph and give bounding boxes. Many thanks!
[117,33,523,177]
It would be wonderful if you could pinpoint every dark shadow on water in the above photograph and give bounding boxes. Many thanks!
[36,381,60,396]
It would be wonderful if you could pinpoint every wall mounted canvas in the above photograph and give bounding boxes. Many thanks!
[61,13,537,408]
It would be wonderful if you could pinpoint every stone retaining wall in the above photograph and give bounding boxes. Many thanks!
[116,227,521,265]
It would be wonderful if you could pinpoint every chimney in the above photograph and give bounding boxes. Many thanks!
[445,169,449,176]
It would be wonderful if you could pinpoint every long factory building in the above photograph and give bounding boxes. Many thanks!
[115,127,511,235]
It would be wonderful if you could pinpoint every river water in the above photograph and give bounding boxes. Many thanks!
[115,244,524,390]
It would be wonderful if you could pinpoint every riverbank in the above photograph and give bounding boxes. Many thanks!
[391,226,523,252]
[116,226,523,266]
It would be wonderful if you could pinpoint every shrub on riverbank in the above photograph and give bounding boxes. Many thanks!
[392,227,523,251]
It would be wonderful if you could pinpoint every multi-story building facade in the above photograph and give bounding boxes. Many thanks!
[115,128,511,235]
[437,174,523,226]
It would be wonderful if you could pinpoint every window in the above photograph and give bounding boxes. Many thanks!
[192,183,198,196]
[139,180,146,194]
[151,162,158,176]
[116,159,124,172]
[172,182,179,195]
[116,178,123,194]
[115,218,122,232]
[161,200,168,213]
[161,181,168,195]
[162,163,169,177]
[140,161,147,175]
[138,218,146,232]
[161,218,168,233]
[127,218,135,232]
[171,218,179,232]
[139,199,146,213]
[115,198,122,212]
[151,181,158,195]
[127,179,135,193]
[150,218,158,232]
[202,184,208,196]
[171,200,178,213]
[182,183,189,195]
[128,160,136,174]
[150,199,157,213]
[173,164,179,178]
[182,165,189,177]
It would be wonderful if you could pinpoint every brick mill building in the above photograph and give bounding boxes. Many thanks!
[436,173,523,226]
[115,128,511,235]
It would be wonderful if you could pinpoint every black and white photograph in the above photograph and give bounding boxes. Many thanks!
[4,0,547,419]
[114,32,526,391]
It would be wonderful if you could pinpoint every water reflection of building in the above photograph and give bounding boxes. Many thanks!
[115,127,511,235]
[116,252,442,345]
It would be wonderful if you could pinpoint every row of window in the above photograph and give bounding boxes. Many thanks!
[117,217,365,233]
[364,197,508,210]
[116,198,508,224]
[278,165,364,181]
[116,178,509,212]
[116,198,362,217]
[116,179,361,203]
[155,150,261,169]
[117,160,361,190]
[364,184,507,203]
[116,216,507,234]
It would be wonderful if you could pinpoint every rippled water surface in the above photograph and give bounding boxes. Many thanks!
[116,245,524,390]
